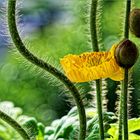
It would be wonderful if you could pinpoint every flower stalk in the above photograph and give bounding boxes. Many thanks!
[7,0,86,139]
[90,0,99,52]
[122,68,129,140]
[0,110,30,139]
[123,0,131,139]
[118,87,123,140]
[95,79,104,140]
[117,41,138,140]
[90,0,104,139]
[124,0,131,39]
[118,0,131,140]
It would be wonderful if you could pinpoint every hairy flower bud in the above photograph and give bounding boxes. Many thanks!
[129,9,140,37]
[115,39,139,68]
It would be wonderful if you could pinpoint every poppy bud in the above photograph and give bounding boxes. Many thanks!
[115,39,139,68]
[129,9,140,37]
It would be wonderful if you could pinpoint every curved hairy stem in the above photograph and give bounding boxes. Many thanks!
[7,0,86,139]
[0,110,30,139]
[90,0,104,139]
[118,1,131,140]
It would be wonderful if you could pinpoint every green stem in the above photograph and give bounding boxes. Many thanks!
[0,110,30,139]
[122,68,129,140]
[118,0,131,139]
[90,0,99,52]
[96,79,104,140]
[124,0,131,39]
[122,1,131,140]
[118,85,123,140]
[7,0,86,140]
[90,0,104,139]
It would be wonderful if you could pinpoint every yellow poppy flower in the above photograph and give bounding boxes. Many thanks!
[60,44,124,83]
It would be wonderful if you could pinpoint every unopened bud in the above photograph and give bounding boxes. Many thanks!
[129,9,140,37]
[115,39,139,68]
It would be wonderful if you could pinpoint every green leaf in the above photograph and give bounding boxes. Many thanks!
[107,118,140,139]
[45,127,55,135]
[22,118,38,138]
[128,118,140,132]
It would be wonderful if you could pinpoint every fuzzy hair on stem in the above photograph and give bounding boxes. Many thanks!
[118,0,131,140]
[0,110,30,139]
[90,0,104,139]
[7,0,86,140]
[123,0,131,140]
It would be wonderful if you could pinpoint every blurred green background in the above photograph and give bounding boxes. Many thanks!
[0,0,140,126]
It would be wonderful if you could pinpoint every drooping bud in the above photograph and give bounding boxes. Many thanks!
[129,9,140,37]
[115,39,139,68]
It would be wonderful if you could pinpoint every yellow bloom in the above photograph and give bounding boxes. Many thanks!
[60,44,124,83]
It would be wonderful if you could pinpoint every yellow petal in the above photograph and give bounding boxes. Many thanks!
[60,45,124,83]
